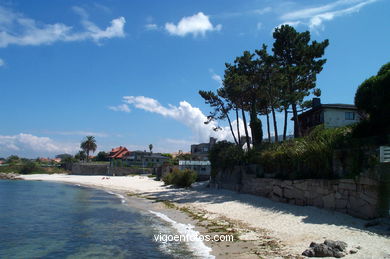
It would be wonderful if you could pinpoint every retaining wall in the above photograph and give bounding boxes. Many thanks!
[71,163,152,176]
[214,166,389,219]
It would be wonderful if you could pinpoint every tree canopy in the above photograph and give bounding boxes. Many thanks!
[80,136,97,161]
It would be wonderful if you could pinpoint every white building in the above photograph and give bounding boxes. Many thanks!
[178,160,211,181]
[296,98,361,136]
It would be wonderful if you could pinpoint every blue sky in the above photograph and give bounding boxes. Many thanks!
[0,0,389,158]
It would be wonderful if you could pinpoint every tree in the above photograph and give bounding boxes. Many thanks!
[95,151,109,161]
[75,150,87,161]
[55,154,73,160]
[272,25,329,137]
[7,155,20,164]
[80,136,97,162]
[149,144,153,153]
[354,62,390,136]
[199,90,238,145]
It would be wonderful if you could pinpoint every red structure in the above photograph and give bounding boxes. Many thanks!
[108,146,130,159]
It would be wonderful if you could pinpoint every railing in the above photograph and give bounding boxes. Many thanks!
[380,146,390,163]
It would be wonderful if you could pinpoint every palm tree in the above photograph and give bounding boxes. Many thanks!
[148,144,153,153]
[80,136,97,162]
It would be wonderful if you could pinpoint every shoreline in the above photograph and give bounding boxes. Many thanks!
[21,174,390,258]
[20,175,273,258]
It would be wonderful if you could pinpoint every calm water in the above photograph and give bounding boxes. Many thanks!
[0,180,194,258]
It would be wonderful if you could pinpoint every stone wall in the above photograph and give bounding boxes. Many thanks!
[71,163,108,175]
[71,163,152,176]
[214,166,388,219]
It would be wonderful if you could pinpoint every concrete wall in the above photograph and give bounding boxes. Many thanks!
[71,163,152,176]
[324,108,360,128]
[214,166,388,219]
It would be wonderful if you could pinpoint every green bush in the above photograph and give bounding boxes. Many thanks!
[209,141,244,178]
[20,161,39,174]
[162,168,197,188]
[258,125,351,179]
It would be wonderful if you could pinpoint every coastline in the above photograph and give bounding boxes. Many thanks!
[21,174,390,258]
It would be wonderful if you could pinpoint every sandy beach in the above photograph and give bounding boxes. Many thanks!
[22,174,390,258]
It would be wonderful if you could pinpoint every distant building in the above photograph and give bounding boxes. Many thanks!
[190,137,217,160]
[295,98,361,136]
[123,150,169,168]
[108,146,130,160]
[179,160,211,181]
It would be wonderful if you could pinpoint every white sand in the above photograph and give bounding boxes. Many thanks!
[22,174,390,258]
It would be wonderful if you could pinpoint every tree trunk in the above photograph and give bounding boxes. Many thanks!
[86,150,89,162]
[249,102,262,149]
[227,113,238,145]
[266,112,271,143]
[292,103,302,138]
[283,106,288,141]
[271,106,278,143]
[236,107,241,146]
[241,107,251,150]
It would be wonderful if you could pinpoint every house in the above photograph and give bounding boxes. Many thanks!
[295,98,361,136]
[123,150,169,168]
[179,160,211,181]
[108,146,130,160]
[190,137,217,160]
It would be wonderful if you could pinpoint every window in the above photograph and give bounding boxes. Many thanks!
[345,112,355,120]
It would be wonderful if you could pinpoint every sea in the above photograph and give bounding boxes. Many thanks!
[0,180,213,258]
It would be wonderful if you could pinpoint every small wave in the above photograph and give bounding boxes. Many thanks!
[149,210,214,259]
[106,190,126,204]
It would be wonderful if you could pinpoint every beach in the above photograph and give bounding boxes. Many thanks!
[22,174,390,258]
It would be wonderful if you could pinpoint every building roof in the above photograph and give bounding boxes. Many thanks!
[108,146,130,159]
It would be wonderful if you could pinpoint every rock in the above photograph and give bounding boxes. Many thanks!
[302,240,348,258]
[313,243,336,257]
[302,248,315,257]
[350,249,358,254]
[324,240,348,252]
[0,173,22,180]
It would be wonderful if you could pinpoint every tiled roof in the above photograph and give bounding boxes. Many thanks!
[109,146,130,159]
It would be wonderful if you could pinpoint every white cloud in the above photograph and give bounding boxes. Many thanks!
[211,73,222,86]
[145,23,158,30]
[108,104,131,113]
[165,12,221,37]
[253,7,272,15]
[256,22,263,30]
[0,5,125,48]
[0,58,4,66]
[46,131,108,137]
[279,0,378,30]
[0,133,78,157]
[121,96,250,143]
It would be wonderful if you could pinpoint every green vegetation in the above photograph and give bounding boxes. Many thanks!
[257,125,349,179]
[0,156,68,175]
[200,25,329,150]
[80,136,97,162]
[162,168,197,188]
[354,62,390,137]
[93,151,109,162]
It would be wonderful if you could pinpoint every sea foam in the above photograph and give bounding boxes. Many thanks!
[149,210,215,259]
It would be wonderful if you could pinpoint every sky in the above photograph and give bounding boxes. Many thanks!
[0,0,389,158]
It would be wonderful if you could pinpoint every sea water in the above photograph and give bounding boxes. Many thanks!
[0,180,203,258]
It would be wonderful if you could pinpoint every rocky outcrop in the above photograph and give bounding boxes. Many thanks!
[302,240,350,258]
[0,173,22,180]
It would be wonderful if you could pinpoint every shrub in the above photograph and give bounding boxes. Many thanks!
[20,161,39,174]
[162,168,197,188]
[209,141,244,178]
[354,62,390,137]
